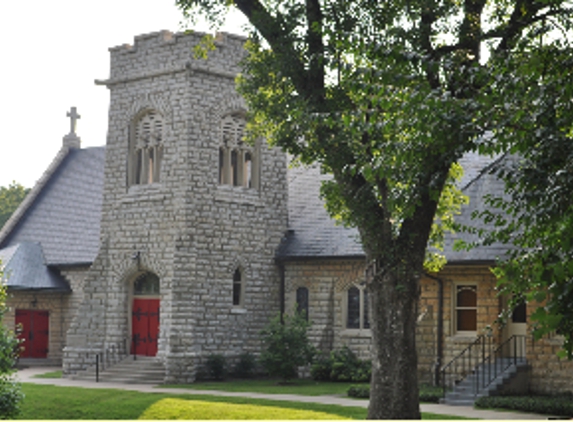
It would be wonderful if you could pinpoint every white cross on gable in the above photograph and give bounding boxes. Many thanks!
[67,107,81,135]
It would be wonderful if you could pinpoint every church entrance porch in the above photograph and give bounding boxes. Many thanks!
[16,309,49,358]
[130,272,160,357]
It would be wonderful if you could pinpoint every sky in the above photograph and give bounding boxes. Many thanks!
[0,1,248,188]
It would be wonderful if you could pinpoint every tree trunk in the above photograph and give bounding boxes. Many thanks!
[367,263,421,419]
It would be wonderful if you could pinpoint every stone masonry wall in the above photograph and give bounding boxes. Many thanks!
[63,30,288,382]
[6,265,88,363]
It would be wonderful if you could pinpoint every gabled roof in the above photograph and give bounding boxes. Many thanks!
[0,147,105,266]
[279,153,510,263]
[278,164,363,259]
[0,242,69,291]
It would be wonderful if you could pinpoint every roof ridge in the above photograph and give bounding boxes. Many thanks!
[0,145,75,245]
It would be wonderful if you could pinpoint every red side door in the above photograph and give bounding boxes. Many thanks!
[15,309,49,359]
[132,299,159,356]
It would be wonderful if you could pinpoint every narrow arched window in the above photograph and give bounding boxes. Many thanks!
[346,285,369,330]
[233,268,243,307]
[219,113,259,189]
[296,287,309,320]
[128,110,164,187]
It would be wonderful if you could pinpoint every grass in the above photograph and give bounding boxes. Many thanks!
[161,378,362,396]
[32,370,62,379]
[17,383,469,419]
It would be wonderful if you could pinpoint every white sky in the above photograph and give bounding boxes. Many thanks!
[0,0,247,188]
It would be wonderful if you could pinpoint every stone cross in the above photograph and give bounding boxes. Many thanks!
[67,107,81,135]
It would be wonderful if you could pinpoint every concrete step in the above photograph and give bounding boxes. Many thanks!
[72,355,164,384]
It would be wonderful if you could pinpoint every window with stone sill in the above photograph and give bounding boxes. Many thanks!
[219,113,259,189]
[455,284,477,333]
[346,285,370,330]
[128,110,164,187]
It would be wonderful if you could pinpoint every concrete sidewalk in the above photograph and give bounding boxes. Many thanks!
[15,367,554,420]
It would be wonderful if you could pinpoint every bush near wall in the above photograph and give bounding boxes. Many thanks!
[311,347,371,383]
[347,384,443,403]
[475,394,573,417]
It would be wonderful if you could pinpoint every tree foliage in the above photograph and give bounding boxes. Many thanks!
[469,48,573,357]
[0,265,24,419]
[0,183,29,230]
[259,311,314,383]
[177,0,572,418]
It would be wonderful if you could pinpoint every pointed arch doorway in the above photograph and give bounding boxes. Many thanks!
[131,272,160,357]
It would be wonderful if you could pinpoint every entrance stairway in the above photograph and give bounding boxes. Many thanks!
[440,335,528,406]
[71,355,165,385]
[442,357,528,405]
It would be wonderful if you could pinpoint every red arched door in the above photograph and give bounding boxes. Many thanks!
[15,309,49,358]
[131,298,159,356]
[131,272,160,357]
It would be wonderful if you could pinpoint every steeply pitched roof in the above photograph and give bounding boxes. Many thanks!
[0,242,70,291]
[278,164,364,259]
[279,153,509,263]
[0,147,105,265]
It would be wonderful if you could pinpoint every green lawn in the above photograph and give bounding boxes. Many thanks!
[161,378,363,396]
[17,383,470,419]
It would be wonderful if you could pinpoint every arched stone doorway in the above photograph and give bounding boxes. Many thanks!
[131,272,160,357]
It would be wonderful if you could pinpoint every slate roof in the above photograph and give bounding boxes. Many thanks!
[279,153,510,263]
[0,242,70,291]
[0,147,105,266]
[278,164,364,259]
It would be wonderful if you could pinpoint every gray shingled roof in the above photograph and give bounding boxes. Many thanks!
[279,153,509,262]
[0,242,70,291]
[279,164,364,259]
[0,147,105,265]
[442,155,513,263]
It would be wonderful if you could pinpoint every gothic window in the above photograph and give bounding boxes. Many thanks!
[219,113,259,189]
[134,272,160,296]
[455,285,477,332]
[128,110,164,187]
[346,286,370,329]
[296,287,309,320]
[233,268,243,307]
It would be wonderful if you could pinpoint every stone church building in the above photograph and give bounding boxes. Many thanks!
[1,30,572,394]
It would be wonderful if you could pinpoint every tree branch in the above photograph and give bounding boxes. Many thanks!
[305,0,325,104]
[233,0,309,95]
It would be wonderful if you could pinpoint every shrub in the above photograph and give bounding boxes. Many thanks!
[346,384,443,403]
[259,310,315,382]
[330,347,371,382]
[310,353,332,381]
[233,352,256,379]
[475,394,573,417]
[205,354,226,381]
[347,384,370,398]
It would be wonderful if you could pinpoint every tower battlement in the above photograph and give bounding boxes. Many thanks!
[100,29,247,85]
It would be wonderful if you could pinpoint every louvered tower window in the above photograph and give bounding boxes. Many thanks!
[219,114,259,189]
[129,110,164,186]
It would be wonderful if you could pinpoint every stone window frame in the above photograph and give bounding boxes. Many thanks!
[296,286,309,321]
[344,284,370,331]
[218,113,260,189]
[453,283,478,335]
[128,109,164,187]
[232,267,245,308]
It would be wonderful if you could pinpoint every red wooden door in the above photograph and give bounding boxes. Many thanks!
[132,298,159,356]
[15,310,49,358]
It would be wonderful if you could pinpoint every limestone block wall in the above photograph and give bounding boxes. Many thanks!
[6,265,88,363]
[63,30,288,382]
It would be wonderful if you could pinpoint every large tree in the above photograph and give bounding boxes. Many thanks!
[177,0,572,418]
[0,182,30,230]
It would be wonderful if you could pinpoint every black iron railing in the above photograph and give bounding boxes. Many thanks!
[440,335,526,398]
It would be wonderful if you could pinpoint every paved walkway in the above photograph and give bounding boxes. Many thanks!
[16,367,554,420]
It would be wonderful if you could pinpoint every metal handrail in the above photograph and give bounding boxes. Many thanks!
[440,335,526,398]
